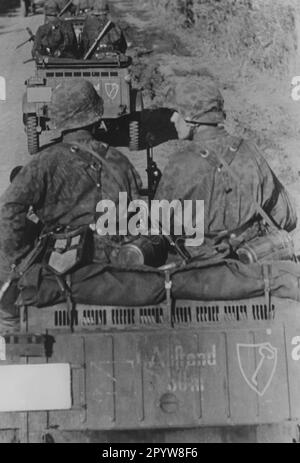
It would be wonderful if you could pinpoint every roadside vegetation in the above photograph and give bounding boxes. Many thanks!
[132,0,300,190]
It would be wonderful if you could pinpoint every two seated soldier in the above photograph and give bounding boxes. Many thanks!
[32,0,127,60]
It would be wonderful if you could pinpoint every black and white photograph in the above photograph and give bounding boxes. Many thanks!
[0,0,300,445]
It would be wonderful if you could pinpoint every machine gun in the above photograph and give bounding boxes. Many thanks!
[138,132,162,202]
[84,20,113,60]
[184,118,220,127]
[138,132,191,264]
[58,0,74,17]
[145,145,162,201]
[16,27,35,50]
[139,141,191,264]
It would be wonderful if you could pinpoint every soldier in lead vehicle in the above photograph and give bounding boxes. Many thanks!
[81,0,127,57]
[32,0,78,58]
[44,0,77,19]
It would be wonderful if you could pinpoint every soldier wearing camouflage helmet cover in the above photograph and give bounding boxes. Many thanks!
[72,0,106,13]
[33,0,78,58]
[44,0,60,20]
[155,75,297,260]
[55,0,77,16]
[81,0,127,57]
[44,0,76,20]
[0,79,142,332]
[32,18,78,58]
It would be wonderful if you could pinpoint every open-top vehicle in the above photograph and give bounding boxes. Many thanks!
[23,53,143,154]
[0,292,300,443]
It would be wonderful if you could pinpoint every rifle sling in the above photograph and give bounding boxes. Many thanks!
[69,142,127,194]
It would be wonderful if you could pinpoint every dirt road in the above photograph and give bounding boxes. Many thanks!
[0,3,42,194]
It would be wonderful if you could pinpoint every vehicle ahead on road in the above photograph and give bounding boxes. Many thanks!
[22,53,143,154]
[0,295,300,442]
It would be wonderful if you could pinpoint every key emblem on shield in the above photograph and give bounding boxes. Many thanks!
[237,343,277,397]
[105,83,119,100]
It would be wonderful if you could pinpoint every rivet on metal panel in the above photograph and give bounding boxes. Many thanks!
[200,378,205,393]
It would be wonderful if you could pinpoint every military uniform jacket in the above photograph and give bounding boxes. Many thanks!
[155,126,297,242]
[0,130,142,278]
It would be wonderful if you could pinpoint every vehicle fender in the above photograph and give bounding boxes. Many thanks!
[22,91,37,119]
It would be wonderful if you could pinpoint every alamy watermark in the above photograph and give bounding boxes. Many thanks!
[90,193,204,247]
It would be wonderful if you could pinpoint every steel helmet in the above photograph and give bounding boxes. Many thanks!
[93,0,109,14]
[50,79,104,132]
[44,0,60,17]
[166,76,225,123]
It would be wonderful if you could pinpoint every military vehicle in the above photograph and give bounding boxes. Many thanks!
[0,291,300,443]
[22,53,143,154]
[22,15,143,155]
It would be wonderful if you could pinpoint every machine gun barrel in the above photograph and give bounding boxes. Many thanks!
[84,20,113,60]
[185,119,219,127]
[16,27,35,50]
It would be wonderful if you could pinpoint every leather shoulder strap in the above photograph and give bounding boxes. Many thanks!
[68,142,125,193]
[212,143,278,231]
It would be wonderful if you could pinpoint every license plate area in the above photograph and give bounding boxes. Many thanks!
[0,363,71,412]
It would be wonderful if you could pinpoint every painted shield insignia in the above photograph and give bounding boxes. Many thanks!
[237,343,277,397]
[105,83,119,100]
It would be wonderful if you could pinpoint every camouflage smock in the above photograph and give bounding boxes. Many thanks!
[81,15,127,56]
[0,130,142,279]
[155,126,297,256]
[32,18,78,58]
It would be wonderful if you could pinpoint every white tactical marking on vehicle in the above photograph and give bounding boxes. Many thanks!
[105,82,119,100]
[237,343,277,397]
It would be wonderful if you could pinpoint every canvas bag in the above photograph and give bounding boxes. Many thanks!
[17,262,166,308]
[44,226,93,275]
[17,258,300,308]
[172,259,300,302]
